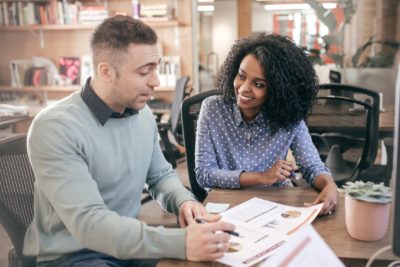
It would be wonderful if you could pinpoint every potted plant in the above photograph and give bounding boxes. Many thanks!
[339,181,392,241]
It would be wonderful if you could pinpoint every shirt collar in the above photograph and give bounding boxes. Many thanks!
[232,101,268,127]
[81,77,137,126]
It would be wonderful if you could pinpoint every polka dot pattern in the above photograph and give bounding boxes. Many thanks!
[194,95,331,189]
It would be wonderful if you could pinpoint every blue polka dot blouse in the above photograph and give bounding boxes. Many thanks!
[194,95,331,189]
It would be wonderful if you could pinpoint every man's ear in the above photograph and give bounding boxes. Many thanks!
[97,62,115,83]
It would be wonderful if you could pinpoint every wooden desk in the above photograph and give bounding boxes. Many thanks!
[379,107,396,138]
[158,187,399,267]
[308,104,395,138]
[0,115,30,128]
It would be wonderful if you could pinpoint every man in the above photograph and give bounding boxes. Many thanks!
[24,15,234,266]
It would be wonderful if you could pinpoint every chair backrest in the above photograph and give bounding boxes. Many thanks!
[181,90,220,201]
[0,133,36,266]
[307,83,380,185]
[170,76,190,144]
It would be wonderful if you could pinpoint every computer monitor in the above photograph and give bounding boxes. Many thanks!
[392,65,400,256]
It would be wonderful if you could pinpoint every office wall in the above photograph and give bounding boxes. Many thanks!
[209,1,274,70]
[252,4,273,34]
[212,0,237,69]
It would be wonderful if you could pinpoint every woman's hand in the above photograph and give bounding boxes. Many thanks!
[305,174,338,215]
[259,160,295,185]
[239,160,295,187]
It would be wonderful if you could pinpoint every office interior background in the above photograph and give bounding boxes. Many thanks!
[0,0,399,266]
[0,0,399,106]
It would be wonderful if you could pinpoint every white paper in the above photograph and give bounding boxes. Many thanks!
[216,198,323,266]
[0,104,28,116]
[260,224,345,267]
[221,197,323,235]
[205,202,230,213]
[218,218,287,267]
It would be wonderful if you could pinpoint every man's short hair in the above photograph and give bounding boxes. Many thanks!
[91,15,158,73]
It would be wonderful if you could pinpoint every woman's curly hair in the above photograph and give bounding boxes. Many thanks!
[218,33,319,135]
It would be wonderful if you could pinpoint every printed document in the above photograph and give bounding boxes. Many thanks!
[221,197,322,235]
[217,198,323,266]
[217,218,287,267]
[260,224,344,267]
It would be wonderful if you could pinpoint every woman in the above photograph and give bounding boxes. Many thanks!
[195,34,337,215]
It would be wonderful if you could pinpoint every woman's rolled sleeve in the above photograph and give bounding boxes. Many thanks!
[291,121,331,185]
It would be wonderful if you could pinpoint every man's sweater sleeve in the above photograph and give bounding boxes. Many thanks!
[145,110,196,215]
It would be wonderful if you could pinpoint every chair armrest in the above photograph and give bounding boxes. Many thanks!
[153,112,163,122]
[383,137,393,149]
[383,137,394,186]
[157,122,170,132]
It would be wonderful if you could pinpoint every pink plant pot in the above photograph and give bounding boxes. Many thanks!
[344,195,391,241]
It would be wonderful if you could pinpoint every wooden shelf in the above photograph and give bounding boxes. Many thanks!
[0,24,96,31]
[155,86,175,92]
[0,85,80,92]
[0,0,193,106]
[0,85,174,92]
[140,19,182,28]
[0,19,181,31]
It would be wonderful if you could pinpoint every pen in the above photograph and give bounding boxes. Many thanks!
[195,218,242,237]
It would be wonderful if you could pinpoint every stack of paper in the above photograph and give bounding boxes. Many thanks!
[261,224,344,267]
[217,198,323,267]
[0,104,28,117]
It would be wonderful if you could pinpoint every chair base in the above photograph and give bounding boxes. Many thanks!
[8,248,36,267]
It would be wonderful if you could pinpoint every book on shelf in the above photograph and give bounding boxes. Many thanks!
[59,56,80,85]
[2,2,9,26]
[0,0,104,26]
[21,2,36,25]
[158,56,180,87]
[10,56,61,87]
[30,67,48,86]
[9,59,33,88]
[80,55,92,86]
[140,4,171,19]
[79,5,108,25]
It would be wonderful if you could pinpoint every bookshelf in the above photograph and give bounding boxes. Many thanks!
[0,85,175,106]
[0,85,79,92]
[0,0,193,104]
[0,85,174,92]
[0,19,182,31]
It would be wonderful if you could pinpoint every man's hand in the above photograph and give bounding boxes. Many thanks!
[185,214,235,261]
[178,200,208,227]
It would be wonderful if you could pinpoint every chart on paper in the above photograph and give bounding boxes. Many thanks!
[221,197,322,235]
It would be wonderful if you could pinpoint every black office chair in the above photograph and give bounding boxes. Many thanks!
[0,133,36,267]
[158,76,190,168]
[307,83,386,186]
[181,90,220,202]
